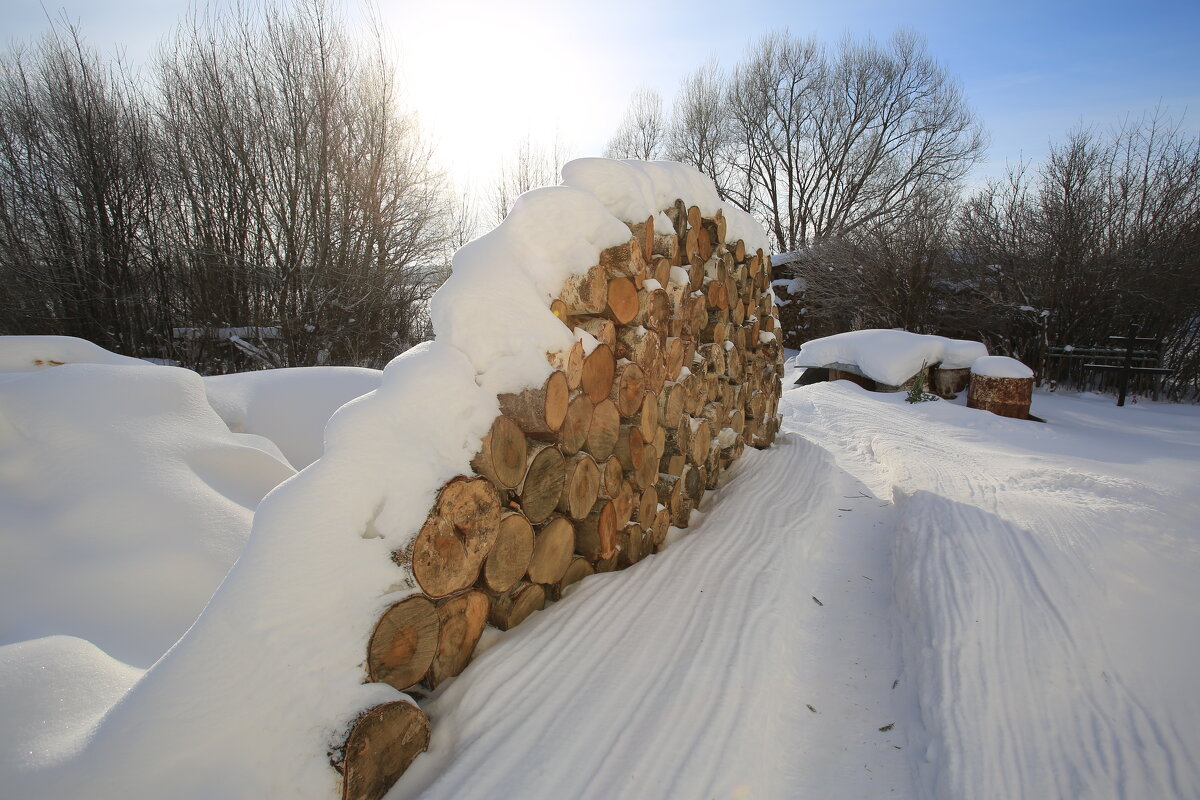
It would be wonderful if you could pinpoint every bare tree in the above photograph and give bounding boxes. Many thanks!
[666,60,731,195]
[0,21,167,355]
[956,111,1200,394]
[155,0,451,368]
[604,88,666,160]
[717,30,986,253]
[491,134,570,223]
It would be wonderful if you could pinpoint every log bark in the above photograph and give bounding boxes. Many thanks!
[547,339,584,391]
[471,415,527,490]
[559,265,608,315]
[367,595,440,692]
[599,238,641,276]
[340,701,430,800]
[481,511,535,593]
[558,452,601,521]
[616,324,661,369]
[425,589,489,689]
[637,286,670,332]
[488,582,546,631]
[499,370,568,439]
[528,515,575,585]
[517,442,567,524]
[586,398,621,460]
[576,317,616,350]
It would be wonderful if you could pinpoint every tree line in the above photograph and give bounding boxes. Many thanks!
[3,11,1197,397]
[0,1,457,371]
[606,32,1200,399]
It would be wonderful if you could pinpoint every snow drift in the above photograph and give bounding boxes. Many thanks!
[0,360,295,669]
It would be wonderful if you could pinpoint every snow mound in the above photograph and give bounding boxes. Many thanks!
[971,355,1034,379]
[0,636,142,775]
[11,159,771,799]
[796,329,987,386]
[0,335,147,371]
[0,362,296,669]
[204,366,382,470]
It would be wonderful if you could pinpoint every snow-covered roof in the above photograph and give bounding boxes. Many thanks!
[796,329,988,387]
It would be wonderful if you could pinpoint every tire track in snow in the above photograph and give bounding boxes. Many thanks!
[393,435,840,799]
[787,382,1200,800]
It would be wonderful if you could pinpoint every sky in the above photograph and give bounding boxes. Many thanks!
[3,0,1199,201]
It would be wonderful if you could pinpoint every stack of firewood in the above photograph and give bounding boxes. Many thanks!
[335,201,784,800]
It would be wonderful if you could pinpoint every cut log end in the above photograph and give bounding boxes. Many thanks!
[482,512,535,593]
[340,701,430,800]
[425,590,489,689]
[367,595,439,692]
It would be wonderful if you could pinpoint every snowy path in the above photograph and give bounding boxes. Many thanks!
[394,430,916,799]
[785,383,1200,800]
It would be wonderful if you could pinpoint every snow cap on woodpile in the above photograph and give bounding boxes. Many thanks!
[562,158,772,254]
[796,329,988,387]
[22,159,771,799]
[971,355,1034,379]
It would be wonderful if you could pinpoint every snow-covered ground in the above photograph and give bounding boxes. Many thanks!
[3,350,1197,798]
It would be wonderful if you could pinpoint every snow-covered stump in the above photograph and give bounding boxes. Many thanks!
[967,356,1035,419]
[341,163,784,799]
